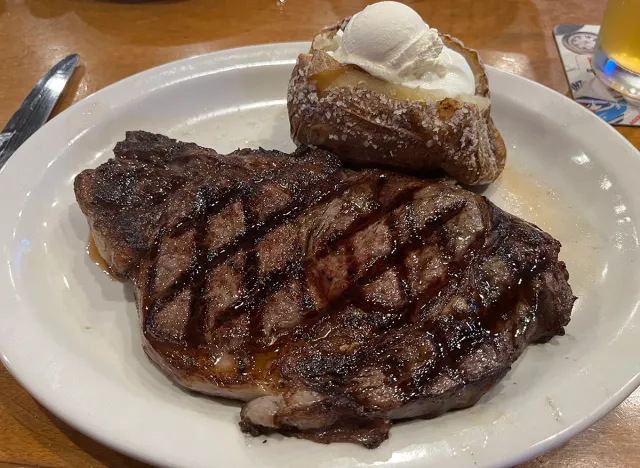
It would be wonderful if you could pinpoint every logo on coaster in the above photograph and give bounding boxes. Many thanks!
[562,32,598,55]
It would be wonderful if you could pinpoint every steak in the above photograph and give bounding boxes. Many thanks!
[74,131,575,448]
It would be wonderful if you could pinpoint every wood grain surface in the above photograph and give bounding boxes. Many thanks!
[0,0,638,467]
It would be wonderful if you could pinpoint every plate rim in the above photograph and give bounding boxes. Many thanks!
[0,41,639,468]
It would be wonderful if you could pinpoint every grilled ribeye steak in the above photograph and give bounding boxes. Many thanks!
[75,131,575,448]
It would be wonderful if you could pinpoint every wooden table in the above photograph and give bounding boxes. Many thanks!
[0,0,638,466]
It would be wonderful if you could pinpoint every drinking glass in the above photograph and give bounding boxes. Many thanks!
[592,0,640,102]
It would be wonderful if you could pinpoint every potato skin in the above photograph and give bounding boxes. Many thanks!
[287,31,507,186]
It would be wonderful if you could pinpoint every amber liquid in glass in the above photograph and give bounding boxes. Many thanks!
[598,0,640,73]
[593,0,640,100]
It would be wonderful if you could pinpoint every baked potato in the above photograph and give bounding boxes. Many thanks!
[287,21,507,185]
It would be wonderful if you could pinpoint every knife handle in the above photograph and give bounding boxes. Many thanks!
[0,132,14,170]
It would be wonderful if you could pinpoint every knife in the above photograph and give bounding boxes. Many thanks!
[0,54,80,170]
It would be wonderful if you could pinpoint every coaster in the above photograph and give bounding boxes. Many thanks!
[553,24,640,127]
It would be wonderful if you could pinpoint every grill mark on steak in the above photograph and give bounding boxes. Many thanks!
[186,174,347,344]
[143,186,247,336]
[184,186,247,346]
[74,131,575,448]
[203,179,342,316]
[216,181,459,349]
[300,199,466,341]
[145,162,346,346]
[296,210,483,397]
[200,176,429,346]
[316,174,387,256]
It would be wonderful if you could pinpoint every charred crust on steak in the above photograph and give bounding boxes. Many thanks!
[74,131,575,448]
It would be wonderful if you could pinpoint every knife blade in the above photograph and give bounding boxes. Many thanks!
[0,54,80,170]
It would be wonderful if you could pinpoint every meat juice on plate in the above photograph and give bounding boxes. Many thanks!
[484,160,605,314]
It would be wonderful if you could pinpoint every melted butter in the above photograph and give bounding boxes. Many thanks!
[87,234,117,281]
[312,65,443,102]
[310,61,489,109]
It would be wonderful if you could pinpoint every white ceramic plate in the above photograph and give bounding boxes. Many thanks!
[1,43,639,468]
